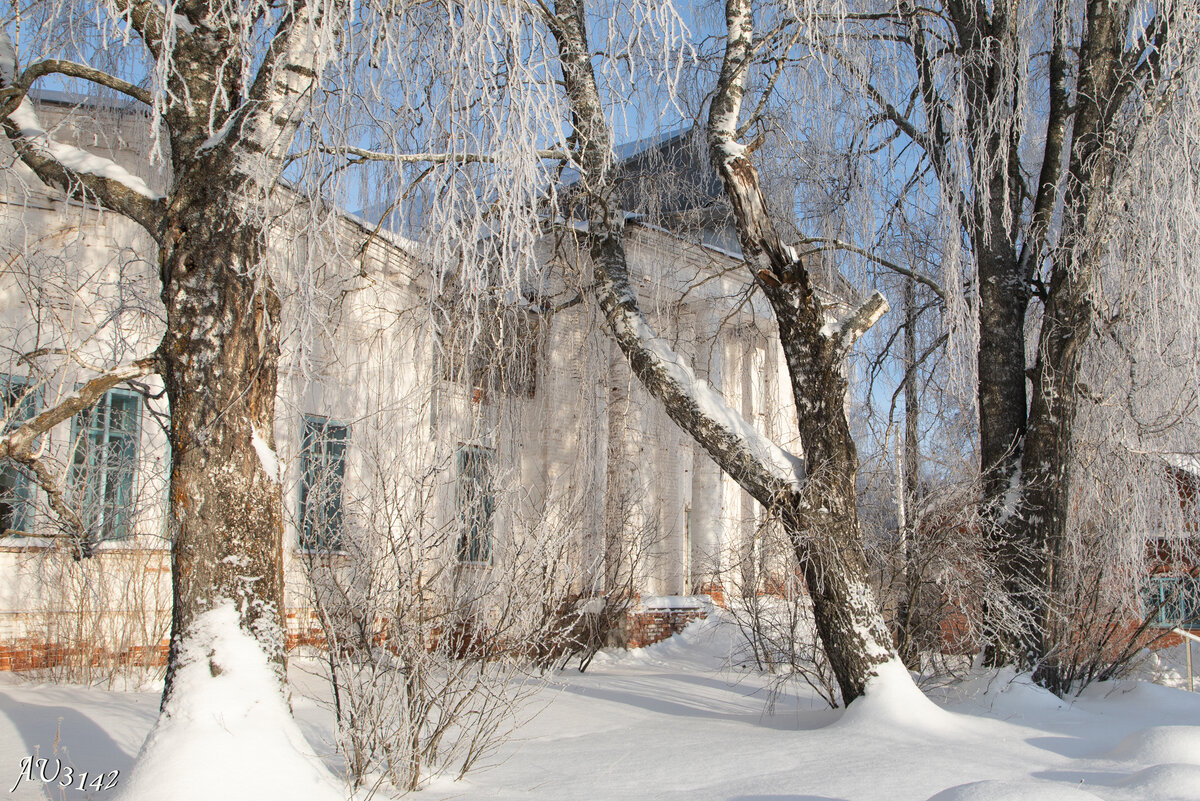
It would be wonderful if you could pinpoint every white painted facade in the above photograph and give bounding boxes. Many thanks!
[0,95,811,662]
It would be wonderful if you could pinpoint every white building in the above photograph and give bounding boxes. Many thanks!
[0,97,836,671]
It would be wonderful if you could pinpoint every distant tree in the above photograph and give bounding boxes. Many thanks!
[806,0,1200,685]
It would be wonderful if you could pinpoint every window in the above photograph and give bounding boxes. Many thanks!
[68,388,141,542]
[456,445,495,564]
[439,301,540,399]
[299,416,349,551]
[1145,575,1200,629]
[1,375,37,535]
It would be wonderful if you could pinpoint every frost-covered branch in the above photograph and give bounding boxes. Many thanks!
[2,59,153,109]
[589,231,803,497]
[315,145,571,165]
[0,32,165,234]
[797,237,945,302]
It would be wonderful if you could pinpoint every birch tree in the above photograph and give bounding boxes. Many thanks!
[802,0,1200,682]
[0,0,360,793]
[0,0,347,694]
[542,0,909,704]
[0,0,585,789]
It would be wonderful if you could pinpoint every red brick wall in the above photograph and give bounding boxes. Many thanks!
[0,600,716,670]
[624,607,707,649]
[0,640,170,671]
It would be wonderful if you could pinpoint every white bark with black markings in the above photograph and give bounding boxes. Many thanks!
[545,0,903,704]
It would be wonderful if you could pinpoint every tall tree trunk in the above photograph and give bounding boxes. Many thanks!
[158,159,286,702]
[896,276,921,666]
[705,0,900,703]
[1013,0,1130,681]
[1020,268,1092,686]
[903,0,1072,667]
[0,0,335,706]
[546,0,902,703]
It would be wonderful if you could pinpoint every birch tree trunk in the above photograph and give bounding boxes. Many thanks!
[157,168,287,701]
[1,0,334,704]
[707,0,898,702]
[545,0,901,703]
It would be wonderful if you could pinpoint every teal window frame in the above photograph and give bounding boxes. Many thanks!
[299,415,349,551]
[455,445,495,565]
[1,375,38,535]
[1145,575,1200,630]
[68,387,141,543]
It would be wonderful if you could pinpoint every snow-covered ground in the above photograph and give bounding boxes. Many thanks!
[2,616,1199,800]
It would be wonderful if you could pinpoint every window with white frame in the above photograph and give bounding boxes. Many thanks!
[456,445,495,564]
[68,388,141,542]
[299,415,349,551]
[1,375,37,535]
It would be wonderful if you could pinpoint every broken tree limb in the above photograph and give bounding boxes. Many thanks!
[823,290,890,352]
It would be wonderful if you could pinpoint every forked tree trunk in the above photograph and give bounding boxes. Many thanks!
[706,0,900,703]
[547,0,901,703]
[1013,0,1129,683]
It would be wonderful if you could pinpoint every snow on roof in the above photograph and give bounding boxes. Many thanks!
[613,126,691,160]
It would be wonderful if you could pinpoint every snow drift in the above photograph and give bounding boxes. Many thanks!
[113,603,345,801]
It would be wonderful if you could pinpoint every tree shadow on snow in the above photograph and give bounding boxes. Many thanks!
[565,675,841,730]
[1025,734,1105,758]
[0,694,136,783]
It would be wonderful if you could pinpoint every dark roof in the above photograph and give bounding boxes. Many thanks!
[608,127,725,218]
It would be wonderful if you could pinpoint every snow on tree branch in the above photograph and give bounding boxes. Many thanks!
[547,0,802,505]
[0,31,165,234]
[587,229,804,498]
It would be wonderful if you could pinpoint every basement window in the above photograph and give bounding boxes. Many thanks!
[1145,575,1200,630]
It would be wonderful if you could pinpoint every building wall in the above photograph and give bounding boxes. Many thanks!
[0,98,804,667]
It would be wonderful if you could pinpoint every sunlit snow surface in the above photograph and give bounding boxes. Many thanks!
[2,613,1199,800]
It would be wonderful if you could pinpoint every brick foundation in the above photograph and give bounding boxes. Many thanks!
[0,640,170,671]
[0,595,718,669]
[624,603,709,649]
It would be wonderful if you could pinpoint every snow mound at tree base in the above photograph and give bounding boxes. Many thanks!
[925,779,1105,801]
[838,660,960,735]
[113,604,346,801]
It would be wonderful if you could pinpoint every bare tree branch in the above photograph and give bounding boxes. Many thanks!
[0,356,160,543]
[0,31,165,237]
